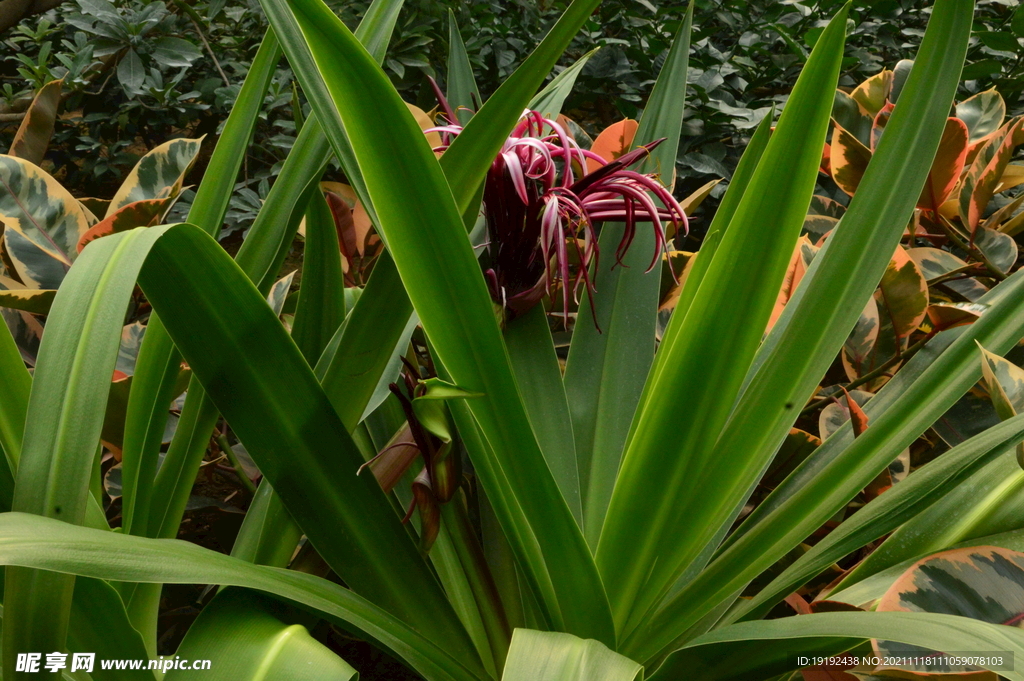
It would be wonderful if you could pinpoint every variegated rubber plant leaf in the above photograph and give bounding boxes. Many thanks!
[874,546,1024,675]
[105,137,204,217]
[979,342,1024,467]
[0,155,92,289]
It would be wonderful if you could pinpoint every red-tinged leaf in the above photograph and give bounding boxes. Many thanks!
[408,467,440,552]
[850,68,893,116]
[821,141,832,175]
[8,79,63,165]
[926,302,987,331]
[958,117,1024,231]
[360,424,420,494]
[76,197,174,253]
[586,118,638,174]
[869,102,895,151]
[917,117,969,211]
[841,386,869,437]
[819,390,873,441]
[785,592,813,614]
[830,123,872,196]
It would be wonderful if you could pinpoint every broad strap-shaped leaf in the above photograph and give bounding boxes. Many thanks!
[291,188,346,361]
[567,4,693,547]
[0,155,91,287]
[120,30,299,539]
[634,1,975,661]
[77,197,175,253]
[875,546,1024,674]
[139,225,481,664]
[651,611,1024,681]
[278,0,615,643]
[3,227,163,673]
[504,306,581,524]
[956,89,1006,147]
[500,629,641,681]
[918,117,969,211]
[106,137,203,217]
[165,588,358,680]
[8,79,62,165]
[600,6,847,642]
[0,512,482,681]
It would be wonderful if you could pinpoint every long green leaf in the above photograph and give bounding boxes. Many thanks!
[279,0,614,643]
[0,512,481,681]
[566,7,693,546]
[230,479,303,568]
[4,227,168,675]
[292,188,346,361]
[645,252,1024,665]
[446,9,480,125]
[504,306,580,525]
[652,611,1024,681]
[735,412,1024,622]
[120,30,283,536]
[165,588,357,680]
[136,224,480,666]
[599,6,847,641]
[838,442,1024,593]
[500,629,641,681]
[0,299,28,508]
[696,0,972,597]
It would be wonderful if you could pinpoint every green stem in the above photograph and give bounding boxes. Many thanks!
[216,427,256,494]
[442,490,512,674]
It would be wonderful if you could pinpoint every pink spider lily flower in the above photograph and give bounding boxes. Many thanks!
[430,108,688,324]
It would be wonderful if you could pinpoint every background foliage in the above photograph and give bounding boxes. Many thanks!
[6,0,1024,242]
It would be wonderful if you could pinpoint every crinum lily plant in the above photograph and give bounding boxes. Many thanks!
[3,0,1024,680]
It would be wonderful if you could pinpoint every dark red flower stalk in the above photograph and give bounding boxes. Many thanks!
[430,109,688,323]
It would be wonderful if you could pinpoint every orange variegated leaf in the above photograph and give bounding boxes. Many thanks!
[767,235,819,331]
[587,118,639,174]
[830,123,872,196]
[875,546,1024,676]
[869,101,895,151]
[926,302,986,331]
[8,79,63,165]
[76,197,174,253]
[879,245,929,342]
[974,225,1018,274]
[850,68,892,116]
[995,163,1024,194]
[958,117,1024,232]
[0,273,55,314]
[106,137,203,217]
[917,117,969,211]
